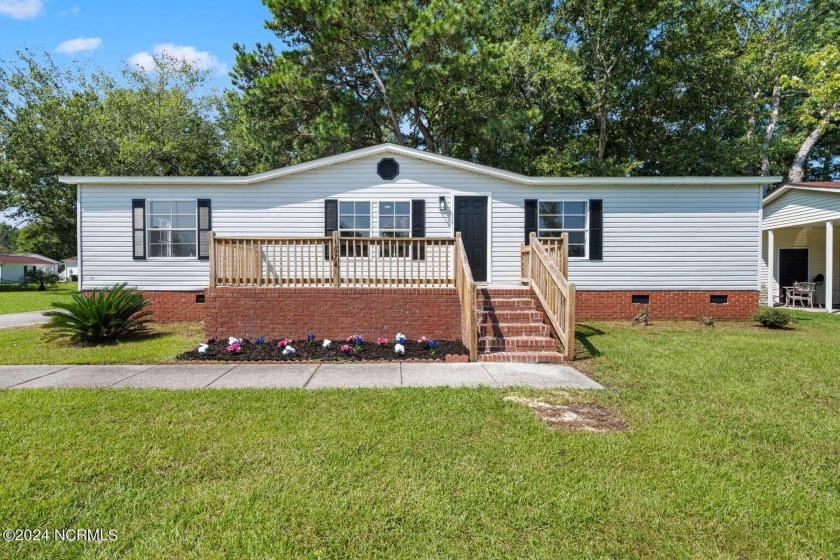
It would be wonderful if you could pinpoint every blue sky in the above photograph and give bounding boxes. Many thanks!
[0,0,279,88]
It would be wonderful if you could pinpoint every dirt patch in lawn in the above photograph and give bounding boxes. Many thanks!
[177,338,468,362]
[504,396,628,432]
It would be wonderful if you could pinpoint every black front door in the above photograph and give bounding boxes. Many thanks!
[779,248,809,302]
[454,196,488,282]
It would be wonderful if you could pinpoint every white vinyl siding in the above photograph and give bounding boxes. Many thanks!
[78,153,763,291]
[763,190,840,229]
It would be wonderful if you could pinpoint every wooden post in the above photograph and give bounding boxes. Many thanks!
[560,232,569,279]
[565,283,576,361]
[208,231,216,288]
[331,230,340,287]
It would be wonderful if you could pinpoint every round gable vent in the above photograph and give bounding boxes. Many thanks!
[377,158,399,180]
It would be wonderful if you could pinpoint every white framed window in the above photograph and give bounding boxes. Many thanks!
[147,200,197,258]
[538,201,588,258]
[379,201,412,257]
[378,201,411,238]
[338,201,371,257]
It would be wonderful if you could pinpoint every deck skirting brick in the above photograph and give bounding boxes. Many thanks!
[204,287,461,341]
[575,290,758,320]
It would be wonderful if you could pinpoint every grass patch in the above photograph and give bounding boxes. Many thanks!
[0,321,203,364]
[0,311,838,558]
[0,282,78,315]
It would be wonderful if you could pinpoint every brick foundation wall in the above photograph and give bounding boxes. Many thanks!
[141,291,207,323]
[575,290,759,320]
[204,287,462,341]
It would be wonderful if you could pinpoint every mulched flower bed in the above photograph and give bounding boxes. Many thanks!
[177,338,468,362]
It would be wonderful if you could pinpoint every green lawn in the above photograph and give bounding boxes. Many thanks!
[1,311,838,558]
[0,282,78,314]
[0,321,203,364]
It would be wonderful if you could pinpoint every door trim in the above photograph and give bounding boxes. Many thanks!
[777,247,810,281]
[777,247,810,303]
[451,194,492,284]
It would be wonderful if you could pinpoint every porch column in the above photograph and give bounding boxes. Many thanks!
[767,229,775,307]
[827,221,834,311]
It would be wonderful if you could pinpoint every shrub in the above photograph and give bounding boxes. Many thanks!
[20,268,59,291]
[43,283,152,344]
[752,308,792,329]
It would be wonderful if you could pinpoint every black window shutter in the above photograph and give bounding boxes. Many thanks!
[325,199,338,260]
[411,199,425,260]
[524,199,538,245]
[197,199,211,260]
[132,199,146,260]
[589,199,603,260]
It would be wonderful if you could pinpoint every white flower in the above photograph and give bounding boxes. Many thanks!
[198,344,209,354]
[394,343,405,355]
[227,337,242,346]
[322,339,332,348]
[282,346,296,356]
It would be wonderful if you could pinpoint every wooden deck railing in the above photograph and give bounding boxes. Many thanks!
[209,231,458,288]
[521,233,576,360]
[454,232,478,361]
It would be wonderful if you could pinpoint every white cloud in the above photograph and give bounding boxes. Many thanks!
[129,44,228,75]
[58,4,80,16]
[0,0,43,19]
[54,36,102,55]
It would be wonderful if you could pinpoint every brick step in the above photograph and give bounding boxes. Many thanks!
[478,298,538,310]
[479,309,545,323]
[478,336,558,352]
[478,288,531,297]
[478,351,566,364]
[478,323,550,337]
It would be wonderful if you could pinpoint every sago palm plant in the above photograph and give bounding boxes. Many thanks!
[44,283,153,344]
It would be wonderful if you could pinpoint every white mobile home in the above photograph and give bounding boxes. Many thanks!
[62,144,778,362]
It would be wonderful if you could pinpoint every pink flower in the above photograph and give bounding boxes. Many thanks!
[226,343,241,352]
[417,336,428,344]
[340,344,352,353]
[377,337,389,346]
[277,338,291,348]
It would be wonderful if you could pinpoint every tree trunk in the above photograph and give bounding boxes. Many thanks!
[789,122,828,183]
[412,94,435,153]
[760,77,781,176]
[358,49,404,145]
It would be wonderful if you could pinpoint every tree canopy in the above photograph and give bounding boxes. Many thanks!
[230,0,839,178]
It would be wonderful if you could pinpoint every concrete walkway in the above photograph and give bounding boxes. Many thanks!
[0,310,52,329]
[1,362,603,390]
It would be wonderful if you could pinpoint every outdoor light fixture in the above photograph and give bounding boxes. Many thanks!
[439,195,447,212]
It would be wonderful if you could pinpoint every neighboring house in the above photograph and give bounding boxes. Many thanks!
[61,144,778,362]
[0,253,60,284]
[762,182,839,311]
[61,257,79,282]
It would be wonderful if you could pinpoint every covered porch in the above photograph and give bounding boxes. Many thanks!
[762,183,840,311]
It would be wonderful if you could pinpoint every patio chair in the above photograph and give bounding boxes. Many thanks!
[812,274,825,307]
[787,282,816,308]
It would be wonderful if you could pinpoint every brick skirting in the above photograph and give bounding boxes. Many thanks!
[140,290,207,323]
[204,287,462,341]
[575,290,759,320]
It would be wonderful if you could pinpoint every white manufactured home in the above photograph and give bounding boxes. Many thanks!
[62,144,778,362]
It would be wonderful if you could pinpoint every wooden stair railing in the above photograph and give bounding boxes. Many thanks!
[521,233,576,360]
[454,232,478,361]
